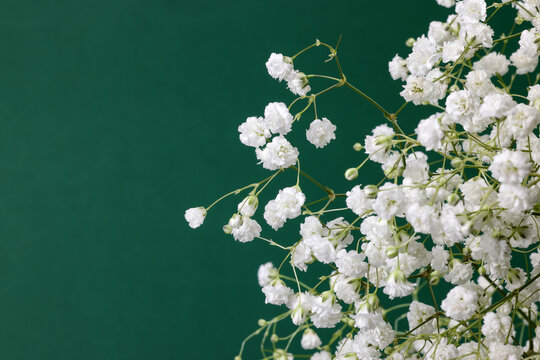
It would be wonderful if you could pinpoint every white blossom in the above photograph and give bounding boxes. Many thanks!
[306,118,336,148]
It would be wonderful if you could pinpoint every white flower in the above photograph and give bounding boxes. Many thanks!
[465,70,495,96]
[256,135,299,170]
[306,118,336,148]
[388,54,409,81]
[436,0,455,7]
[264,187,305,230]
[184,207,206,229]
[263,200,286,230]
[511,48,538,74]
[291,241,312,271]
[406,35,440,76]
[482,312,513,343]
[238,116,271,148]
[479,93,516,119]
[311,351,332,360]
[301,329,322,350]
[257,262,277,287]
[264,102,294,135]
[345,185,373,216]
[373,182,406,220]
[489,149,531,184]
[498,184,532,213]
[506,103,539,138]
[383,269,416,299]
[287,70,311,96]
[406,203,438,234]
[441,282,480,320]
[455,0,486,25]
[335,249,367,278]
[416,113,444,151]
[262,279,293,305]
[488,342,523,360]
[407,301,436,335]
[231,216,261,243]
[265,53,294,81]
[237,195,258,217]
[444,259,473,285]
[473,52,509,76]
[310,294,342,328]
[364,124,395,164]
[400,75,438,105]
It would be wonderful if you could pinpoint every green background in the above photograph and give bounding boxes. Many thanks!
[0,1,456,359]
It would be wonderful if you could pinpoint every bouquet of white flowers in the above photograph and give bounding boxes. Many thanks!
[186,0,540,358]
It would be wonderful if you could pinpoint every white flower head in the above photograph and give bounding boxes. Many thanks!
[306,118,336,148]
[184,207,206,229]
[265,53,294,81]
[256,135,299,170]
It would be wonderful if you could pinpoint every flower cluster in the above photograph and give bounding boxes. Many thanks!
[186,1,540,359]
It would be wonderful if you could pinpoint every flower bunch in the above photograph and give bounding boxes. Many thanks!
[186,0,540,359]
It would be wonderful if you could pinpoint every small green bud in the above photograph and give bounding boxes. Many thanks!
[234,356,242,360]
[223,224,233,234]
[462,246,471,256]
[364,185,378,199]
[515,16,524,25]
[257,319,266,326]
[451,157,464,169]
[406,37,416,47]
[478,265,487,276]
[353,142,364,151]
[270,334,279,343]
[429,270,441,285]
[374,135,393,147]
[345,167,359,181]
[449,84,460,92]
[446,193,460,206]
[386,246,399,259]
[492,230,503,239]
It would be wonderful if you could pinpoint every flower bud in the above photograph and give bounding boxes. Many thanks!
[364,185,378,199]
[446,193,460,206]
[386,246,398,259]
[291,305,306,325]
[478,265,486,276]
[342,317,355,327]
[406,37,415,47]
[429,270,441,285]
[515,16,524,25]
[283,56,293,65]
[449,84,460,92]
[388,268,407,284]
[345,168,358,180]
[451,157,464,169]
[238,195,259,217]
[234,356,242,360]
[223,224,233,234]
[270,334,279,343]
[258,319,267,326]
[228,214,243,228]
[353,142,364,151]
[321,290,336,304]
[374,135,393,147]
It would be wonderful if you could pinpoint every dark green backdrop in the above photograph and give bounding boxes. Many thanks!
[0,1,450,359]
